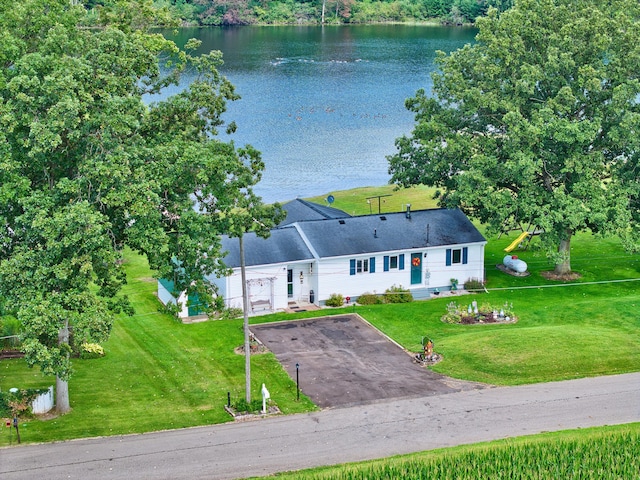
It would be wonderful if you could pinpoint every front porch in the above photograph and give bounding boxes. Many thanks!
[285,300,320,313]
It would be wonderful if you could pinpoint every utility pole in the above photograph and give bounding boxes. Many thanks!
[239,235,251,403]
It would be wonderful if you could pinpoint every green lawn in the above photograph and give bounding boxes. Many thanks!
[1,185,639,446]
[0,252,316,445]
[305,184,440,215]
[354,229,640,385]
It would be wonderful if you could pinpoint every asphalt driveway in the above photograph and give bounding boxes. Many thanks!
[251,314,486,408]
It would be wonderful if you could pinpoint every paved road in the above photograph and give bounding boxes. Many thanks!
[2,373,639,480]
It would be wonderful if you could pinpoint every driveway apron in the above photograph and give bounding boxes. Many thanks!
[251,314,485,408]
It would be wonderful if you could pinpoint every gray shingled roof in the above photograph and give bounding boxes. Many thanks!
[278,198,351,226]
[294,208,485,258]
[220,207,485,268]
[220,226,314,268]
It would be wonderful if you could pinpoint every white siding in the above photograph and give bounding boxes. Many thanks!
[190,242,485,314]
[157,281,189,318]
[157,281,175,306]
[426,244,485,290]
[315,252,414,301]
[315,243,485,302]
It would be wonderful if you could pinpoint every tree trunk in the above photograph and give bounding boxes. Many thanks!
[56,375,70,414]
[321,0,325,23]
[554,231,572,275]
[56,321,71,414]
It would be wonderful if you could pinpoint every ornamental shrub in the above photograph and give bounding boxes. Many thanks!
[325,293,344,307]
[357,292,382,305]
[442,301,462,323]
[218,307,243,320]
[0,388,49,418]
[464,278,485,292]
[383,285,413,303]
[233,398,264,415]
[80,342,105,359]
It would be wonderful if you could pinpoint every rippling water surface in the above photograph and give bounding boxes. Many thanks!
[159,26,476,203]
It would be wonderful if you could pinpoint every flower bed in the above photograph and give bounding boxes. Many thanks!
[442,300,517,324]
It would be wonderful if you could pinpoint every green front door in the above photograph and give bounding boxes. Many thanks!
[410,253,422,285]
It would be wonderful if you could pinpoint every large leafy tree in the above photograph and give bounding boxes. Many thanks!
[388,0,640,274]
[0,0,280,413]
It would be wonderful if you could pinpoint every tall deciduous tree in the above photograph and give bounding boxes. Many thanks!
[388,0,640,274]
[0,0,280,413]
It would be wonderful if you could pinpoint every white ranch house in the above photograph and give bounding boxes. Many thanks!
[158,200,486,318]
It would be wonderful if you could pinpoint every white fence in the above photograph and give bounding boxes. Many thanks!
[31,386,54,414]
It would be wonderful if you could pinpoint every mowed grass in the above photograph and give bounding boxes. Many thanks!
[305,184,440,215]
[0,251,316,445]
[257,423,640,480]
[1,184,639,445]
[355,230,640,385]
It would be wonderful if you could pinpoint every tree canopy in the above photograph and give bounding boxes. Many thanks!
[388,0,640,274]
[84,0,513,26]
[0,0,280,412]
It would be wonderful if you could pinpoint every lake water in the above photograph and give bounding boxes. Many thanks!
[160,26,477,203]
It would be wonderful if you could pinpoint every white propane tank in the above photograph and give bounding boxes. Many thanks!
[503,255,527,273]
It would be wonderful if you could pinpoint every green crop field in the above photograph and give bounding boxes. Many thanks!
[257,424,640,480]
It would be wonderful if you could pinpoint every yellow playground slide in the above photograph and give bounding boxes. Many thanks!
[504,231,530,252]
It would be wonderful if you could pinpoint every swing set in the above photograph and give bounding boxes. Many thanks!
[498,217,542,252]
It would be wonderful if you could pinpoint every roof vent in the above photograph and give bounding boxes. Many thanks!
[405,204,411,219]
[380,216,387,221]
[339,219,346,225]
[374,229,378,238]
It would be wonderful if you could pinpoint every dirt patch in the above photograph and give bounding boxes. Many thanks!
[224,405,282,421]
[234,345,269,355]
[36,411,62,421]
[540,270,582,281]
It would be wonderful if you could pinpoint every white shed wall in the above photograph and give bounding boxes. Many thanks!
[31,386,54,414]
[157,281,189,318]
